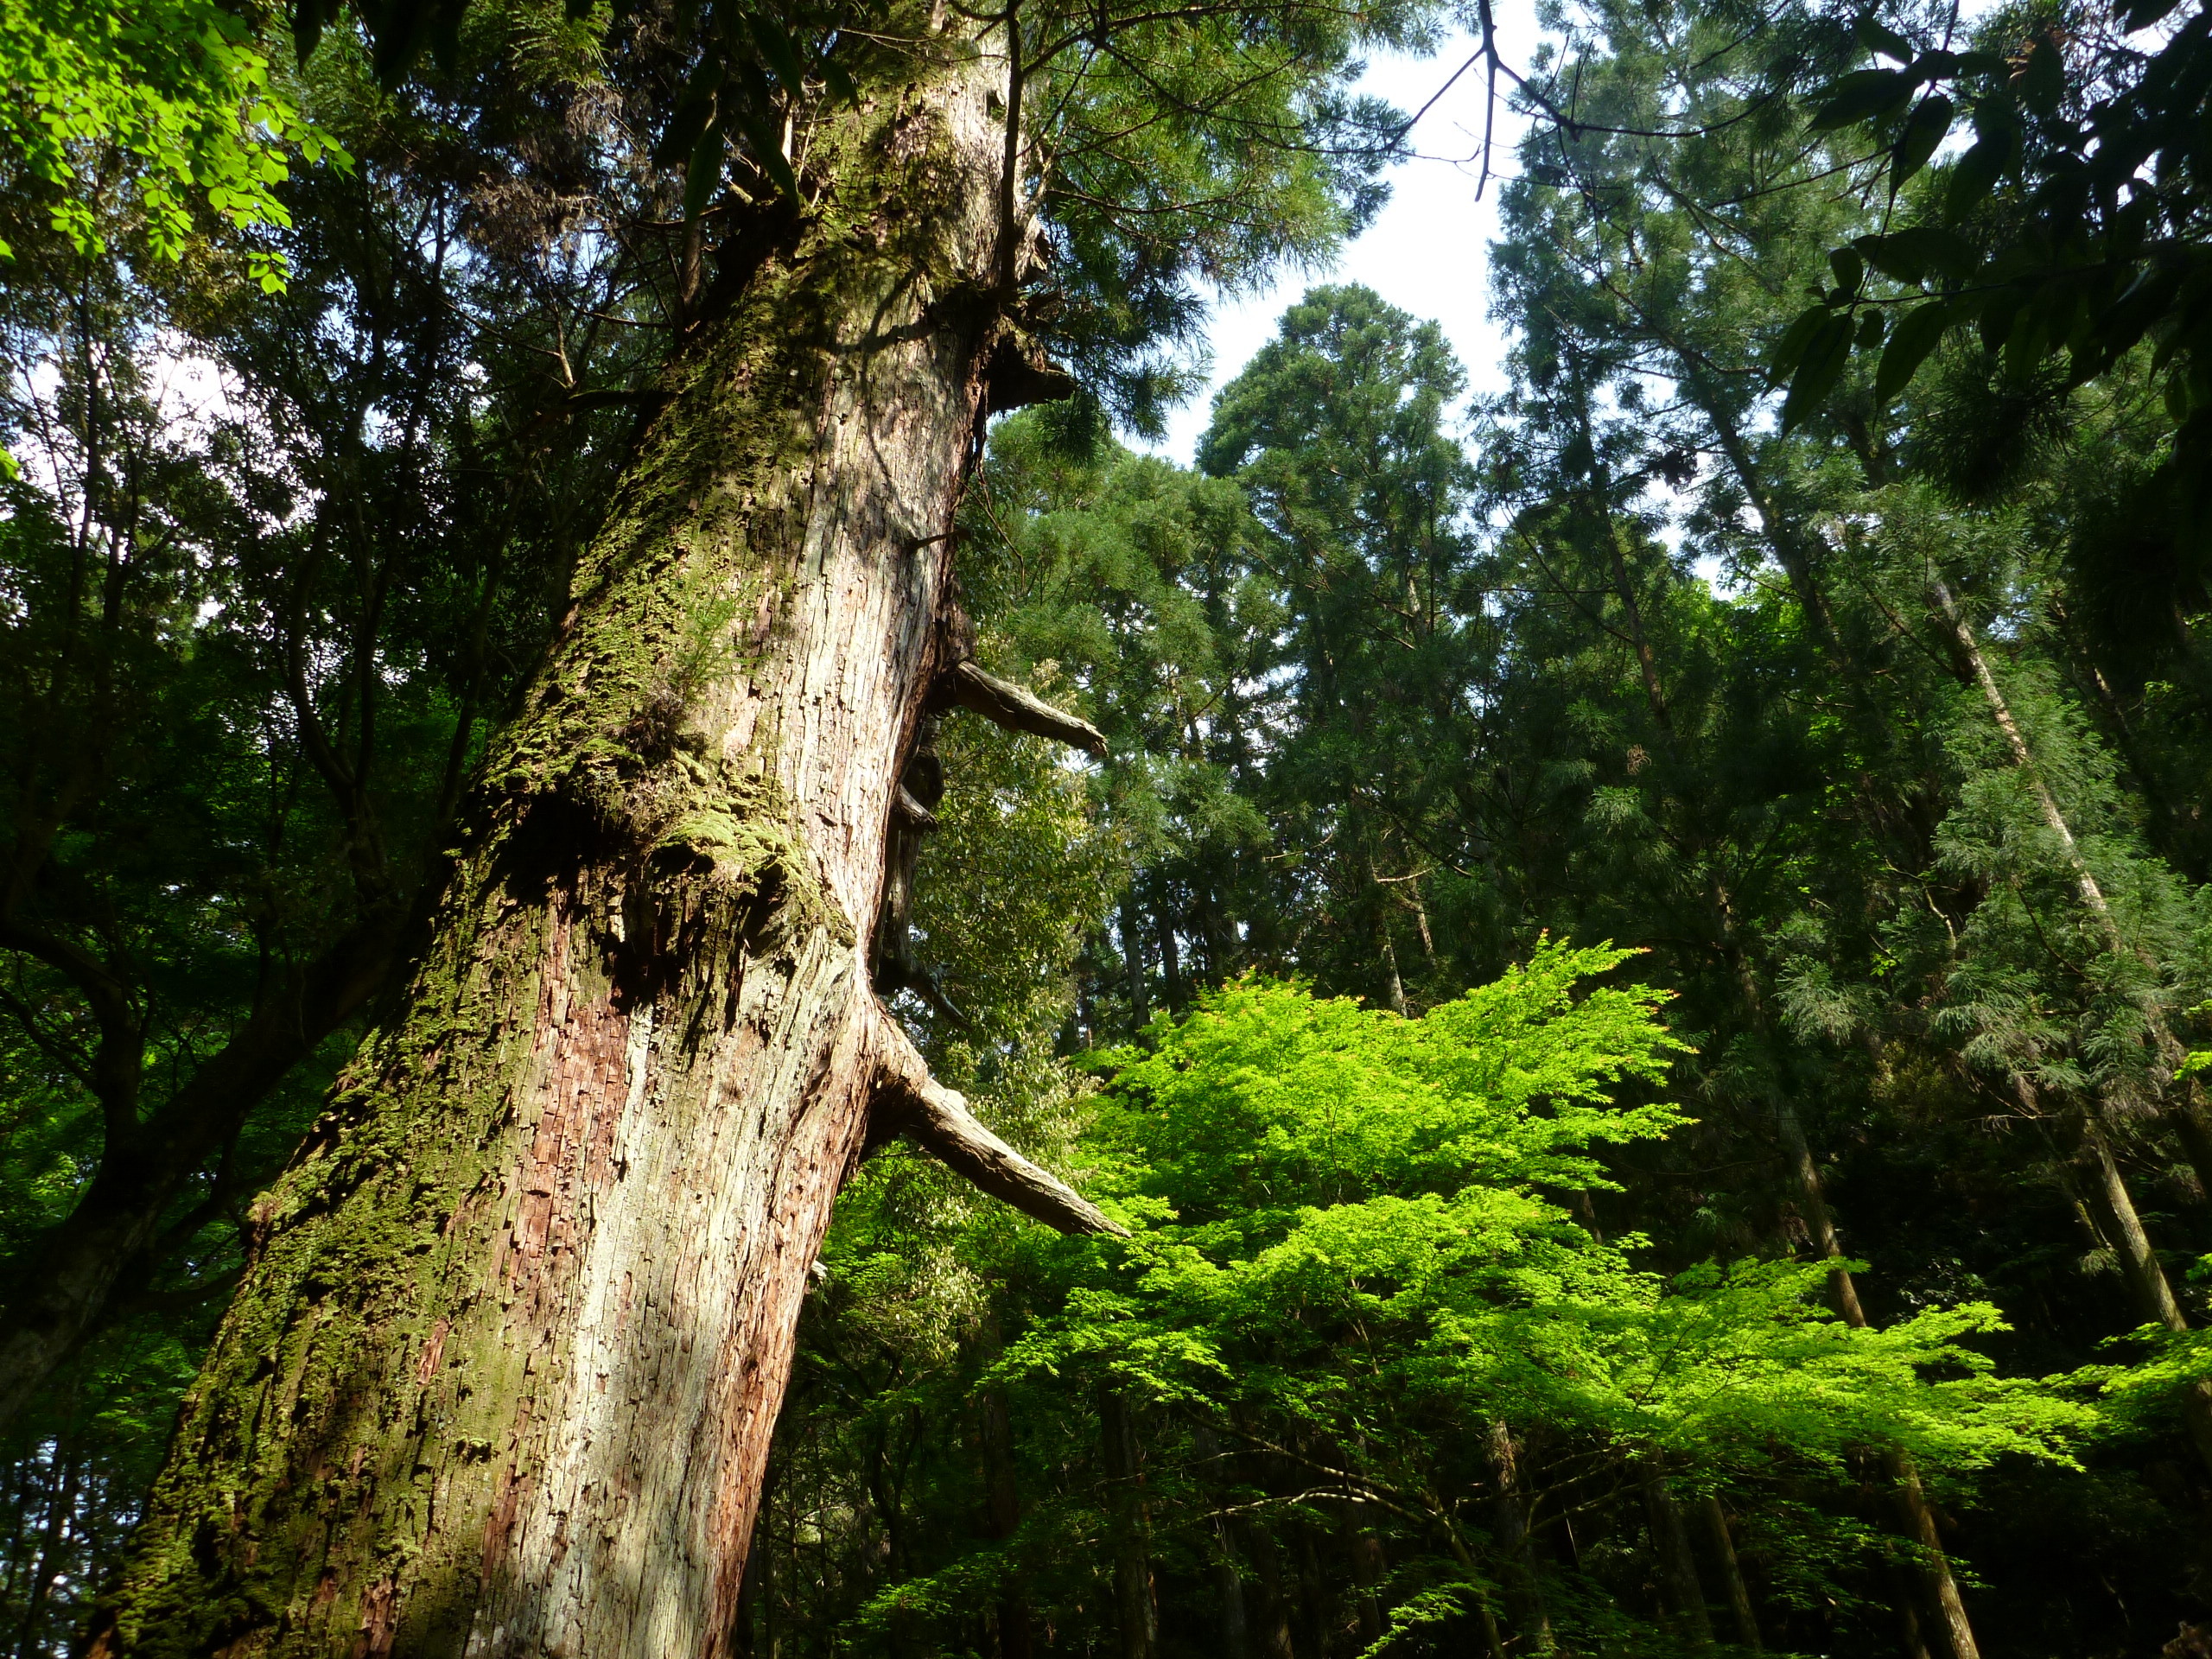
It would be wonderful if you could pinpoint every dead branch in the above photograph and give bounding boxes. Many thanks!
[869,1003,1123,1236]
[893,784,940,829]
[941,658,1108,756]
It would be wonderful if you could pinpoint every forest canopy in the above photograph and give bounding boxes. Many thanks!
[6,0,2212,1652]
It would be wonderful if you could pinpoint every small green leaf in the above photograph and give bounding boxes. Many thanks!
[1946,135,2008,219]
[1769,302,1834,383]
[2120,0,2183,32]
[2000,302,2050,380]
[1856,308,1889,349]
[683,121,724,220]
[1855,15,1913,62]
[1810,68,1914,130]
[1831,246,1866,297]
[1854,226,1979,283]
[734,107,802,203]
[1875,301,1952,400]
[2022,36,2064,117]
[747,14,808,99]
[820,56,858,105]
[1780,313,1854,431]
[1891,95,1953,193]
[2165,368,2193,421]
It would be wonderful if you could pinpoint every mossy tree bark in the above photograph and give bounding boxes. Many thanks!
[87,34,1108,1659]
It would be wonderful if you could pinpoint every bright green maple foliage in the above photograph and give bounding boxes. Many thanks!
[1035,948,2085,1462]
[0,0,339,282]
[978,946,2090,1633]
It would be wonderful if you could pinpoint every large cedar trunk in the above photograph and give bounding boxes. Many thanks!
[89,38,1053,1658]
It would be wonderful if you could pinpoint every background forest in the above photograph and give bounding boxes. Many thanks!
[5,0,2212,1652]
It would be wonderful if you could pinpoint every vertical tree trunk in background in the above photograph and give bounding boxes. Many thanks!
[1483,1421,1554,1656]
[1802,1177,1980,1659]
[2065,1099,2212,1471]
[1099,1389,1157,1659]
[979,1383,1033,1659]
[1211,1520,1253,1659]
[1882,1548,1936,1659]
[1294,1529,1328,1659]
[1697,1494,1760,1651]
[1638,1466,1713,1649]
[12,1437,79,1659]
[1239,1521,1297,1659]
[1768,1093,1867,1327]
[1153,887,1185,1014]
[1936,582,2212,1476]
[1191,1423,1250,1659]
[1345,1526,1385,1650]
[1719,940,1978,1658]
[1122,900,1151,1028]
[86,36,1079,1659]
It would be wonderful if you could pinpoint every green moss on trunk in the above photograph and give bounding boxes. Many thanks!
[92,35,1018,1659]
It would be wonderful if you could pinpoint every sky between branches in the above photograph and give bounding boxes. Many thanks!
[1147,10,1542,465]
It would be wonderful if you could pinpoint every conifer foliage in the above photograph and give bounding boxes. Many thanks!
[7,0,2212,1652]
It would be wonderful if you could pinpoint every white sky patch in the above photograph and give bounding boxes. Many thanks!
[146,335,244,443]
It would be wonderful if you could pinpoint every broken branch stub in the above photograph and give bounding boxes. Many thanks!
[893,784,939,829]
[869,1004,1125,1237]
[943,659,1108,757]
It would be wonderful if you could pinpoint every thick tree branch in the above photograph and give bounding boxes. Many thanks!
[869,1004,1123,1236]
[941,658,1109,756]
[0,917,143,1142]
[892,784,939,829]
[0,910,404,1434]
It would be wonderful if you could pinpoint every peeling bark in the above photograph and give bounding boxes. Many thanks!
[88,35,1094,1659]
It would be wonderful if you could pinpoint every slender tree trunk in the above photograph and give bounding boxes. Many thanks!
[1769,1093,1867,1327]
[1932,575,2212,1199]
[1939,582,2212,1472]
[2081,1116,2189,1331]
[1483,1421,1554,1656]
[1639,1465,1713,1649]
[1815,1213,1980,1657]
[1123,899,1152,1030]
[1241,1522,1298,1659]
[1879,1453,1978,1659]
[12,1437,78,1659]
[2062,1093,2212,1471]
[1882,1545,1936,1659]
[1192,1422,1250,1659]
[1154,888,1185,1014]
[980,1382,1033,1659]
[1213,1520,1253,1659]
[1099,1389,1157,1659]
[1697,1494,1759,1651]
[86,39,1107,1658]
[1294,1526,1328,1659]
[1345,1526,1384,1650]
[1714,922,1978,1657]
